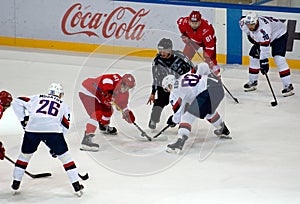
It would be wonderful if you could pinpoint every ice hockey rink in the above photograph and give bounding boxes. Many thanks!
[0,47,300,204]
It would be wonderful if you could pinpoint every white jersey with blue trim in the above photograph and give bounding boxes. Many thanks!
[12,94,70,133]
[240,16,286,44]
[170,73,208,124]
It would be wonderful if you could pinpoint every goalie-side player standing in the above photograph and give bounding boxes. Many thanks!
[11,83,84,196]
[177,10,221,76]
[240,12,294,97]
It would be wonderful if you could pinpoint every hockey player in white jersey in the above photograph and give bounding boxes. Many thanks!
[163,63,231,154]
[240,12,294,96]
[11,83,84,196]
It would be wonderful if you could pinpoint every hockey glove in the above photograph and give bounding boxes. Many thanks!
[167,115,176,128]
[181,34,190,44]
[21,116,29,129]
[260,58,269,75]
[0,141,5,160]
[123,110,135,124]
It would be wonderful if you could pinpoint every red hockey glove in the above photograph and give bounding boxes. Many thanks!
[123,110,135,124]
[0,141,5,160]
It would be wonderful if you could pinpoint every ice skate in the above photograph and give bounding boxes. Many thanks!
[282,84,294,97]
[214,122,232,139]
[11,180,20,195]
[80,132,99,152]
[99,123,117,135]
[166,135,188,154]
[244,81,257,92]
[148,120,156,130]
[72,181,84,197]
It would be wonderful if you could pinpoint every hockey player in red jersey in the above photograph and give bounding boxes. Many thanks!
[0,141,5,160]
[11,83,84,196]
[0,90,13,120]
[79,73,136,152]
[177,10,220,75]
[0,90,12,161]
[240,12,294,96]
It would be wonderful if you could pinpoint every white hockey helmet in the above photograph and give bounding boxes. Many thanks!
[48,83,64,98]
[162,75,175,92]
[196,62,210,75]
[244,12,258,25]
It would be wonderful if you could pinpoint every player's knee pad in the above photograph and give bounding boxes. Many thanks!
[249,45,260,59]
[274,55,289,70]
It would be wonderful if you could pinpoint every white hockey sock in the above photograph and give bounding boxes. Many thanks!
[13,153,32,181]
[58,152,80,183]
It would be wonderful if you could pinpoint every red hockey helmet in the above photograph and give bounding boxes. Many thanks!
[122,74,136,88]
[0,91,13,107]
[189,11,201,22]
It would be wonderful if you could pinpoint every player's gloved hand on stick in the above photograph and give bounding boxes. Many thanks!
[181,34,190,44]
[123,110,135,124]
[21,116,29,129]
[167,115,176,128]
[0,141,5,160]
[260,58,269,75]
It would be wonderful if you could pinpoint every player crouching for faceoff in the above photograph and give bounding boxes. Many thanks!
[79,73,136,152]
[163,63,231,154]
[240,12,294,97]
[11,83,84,196]
[0,90,13,120]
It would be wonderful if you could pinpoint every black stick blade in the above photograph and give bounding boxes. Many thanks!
[27,172,52,178]
[78,173,89,180]
[271,101,278,106]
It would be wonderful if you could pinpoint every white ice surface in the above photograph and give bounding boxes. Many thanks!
[0,47,300,204]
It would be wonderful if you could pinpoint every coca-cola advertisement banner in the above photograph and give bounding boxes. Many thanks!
[0,0,218,52]
[0,0,299,60]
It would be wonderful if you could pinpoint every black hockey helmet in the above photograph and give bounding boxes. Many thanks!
[157,38,173,50]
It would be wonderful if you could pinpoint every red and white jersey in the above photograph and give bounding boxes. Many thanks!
[170,73,208,124]
[80,73,130,110]
[240,16,286,59]
[0,105,3,120]
[12,94,70,133]
[177,16,216,58]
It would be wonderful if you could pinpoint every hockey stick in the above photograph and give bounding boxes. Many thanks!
[78,173,89,180]
[187,40,239,103]
[112,101,152,141]
[5,155,52,179]
[264,73,278,106]
[153,125,170,138]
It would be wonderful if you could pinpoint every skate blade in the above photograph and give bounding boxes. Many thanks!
[80,145,99,152]
[166,147,182,154]
[282,91,294,97]
[102,132,118,135]
[12,190,19,195]
[75,190,83,197]
[244,87,257,92]
[218,135,232,139]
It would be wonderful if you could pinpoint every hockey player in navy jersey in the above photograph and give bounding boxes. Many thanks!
[240,12,294,97]
[162,63,231,153]
[11,83,84,196]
